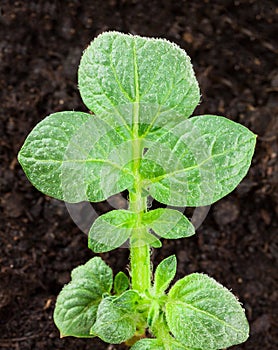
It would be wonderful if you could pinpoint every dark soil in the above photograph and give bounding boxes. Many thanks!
[0,1,277,349]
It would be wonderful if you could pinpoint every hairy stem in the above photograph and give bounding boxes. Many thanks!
[151,316,174,349]
[129,99,151,294]
[129,189,150,293]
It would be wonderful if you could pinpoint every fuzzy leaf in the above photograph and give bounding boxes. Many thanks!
[147,302,160,328]
[131,339,164,350]
[143,209,195,239]
[89,209,164,252]
[18,112,134,202]
[88,210,137,252]
[112,289,142,310]
[78,31,200,134]
[143,231,162,248]
[131,338,192,350]
[140,115,256,206]
[165,273,249,349]
[114,272,130,295]
[131,229,162,248]
[91,290,141,344]
[54,257,112,337]
[153,255,177,294]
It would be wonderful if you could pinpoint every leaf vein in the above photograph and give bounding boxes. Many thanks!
[171,300,245,335]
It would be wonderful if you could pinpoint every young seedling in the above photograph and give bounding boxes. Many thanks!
[18,32,256,349]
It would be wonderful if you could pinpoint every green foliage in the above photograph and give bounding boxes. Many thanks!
[131,338,191,350]
[19,33,255,208]
[53,257,112,337]
[18,111,92,201]
[18,31,256,349]
[91,290,143,344]
[88,210,137,252]
[131,338,165,350]
[166,273,249,349]
[147,301,160,328]
[78,31,200,129]
[153,255,177,295]
[88,207,194,253]
[114,271,130,295]
[140,115,256,206]
[18,112,134,202]
[143,209,195,239]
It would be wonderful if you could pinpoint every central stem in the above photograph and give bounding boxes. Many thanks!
[129,101,151,294]
[129,192,150,293]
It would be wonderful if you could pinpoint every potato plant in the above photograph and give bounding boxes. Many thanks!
[18,32,256,349]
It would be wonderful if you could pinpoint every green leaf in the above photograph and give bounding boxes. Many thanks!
[78,31,200,134]
[91,290,142,344]
[131,338,192,350]
[140,115,256,206]
[114,271,130,295]
[165,273,249,349]
[88,210,137,252]
[19,33,200,205]
[143,209,195,239]
[131,339,164,350]
[53,257,112,338]
[143,231,162,248]
[153,255,177,295]
[88,209,163,252]
[112,289,142,310]
[18,112,134,202]
[147,302,160,327]
[131,229,162,249]
[131,314,197,350]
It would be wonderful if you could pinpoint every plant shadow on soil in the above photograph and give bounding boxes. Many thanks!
[0,1,277,349]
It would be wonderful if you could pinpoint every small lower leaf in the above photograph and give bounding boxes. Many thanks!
[134,313,195,350]
[113,290,142,310]
[131,339,164,350]
[88,210,137,252]
[166,273,249,349]
[143,209,195,239]
[147,302,160,327]
[54,257,113,337]
[114,271,130,295]
[143,230,162,248]
[91,290,142,344]
[153,255,177,295]
[131,338,192,349]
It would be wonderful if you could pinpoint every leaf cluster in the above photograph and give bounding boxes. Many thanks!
[18,32,256,349]
[54,256,249,349]
[18,32,256,213]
